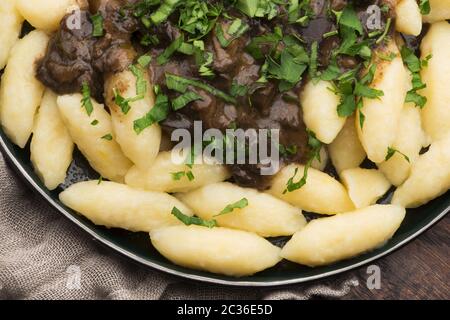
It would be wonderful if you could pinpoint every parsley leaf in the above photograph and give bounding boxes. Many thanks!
[133,93,170,134]
[101,134,113,141]
[137,54,152,68]
[401,46,430,108]
[283,130,322,193]
[172,91,203,110]
[354,82,384,99]
[171,207,217,228]
[165,73,237,104]
[419,0,431,15]
[214,198,249,217]
[339,6,363,35]
[81,82,94,116]
[171,169,195,181]
[157,35,183,65]
[91,13,104,37]
[385,147,410,163]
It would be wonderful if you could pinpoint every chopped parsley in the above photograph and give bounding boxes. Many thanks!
[165,73,237,104]
[171,169,195,181]
[81,82,94,116]
[137,54,152,68]
[419,0,431,15]
[214,198,249,217]
[284,130,322,194]
[157,35,184,65]
[171,91,203,111]
[114,63,148,115]
[171,207,217,228]
[385,147,410,163]
[133,92,170,134]
[401,46,431,109]
[215,18,249,48]
[91,13,104,37]
[101,134,113,141]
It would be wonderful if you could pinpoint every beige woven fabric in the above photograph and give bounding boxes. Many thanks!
[0,152,356,300]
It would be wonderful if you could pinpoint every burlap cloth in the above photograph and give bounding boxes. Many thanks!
[0,151,364,300]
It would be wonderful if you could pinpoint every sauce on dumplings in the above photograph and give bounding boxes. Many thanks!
[36,0,394,190]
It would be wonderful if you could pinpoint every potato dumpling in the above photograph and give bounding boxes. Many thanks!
[395,0,422,36]
[0,30,49,148]
[105,68,161,170]
[328,115,366,174]
[0,0,23,69]
[392,133,450,208]
[419,21,450,141]
[125,151,231,193]
[422,0,450,23]
[16,0,79,31]
[378,104,427,186]
[150,225,282,277]
[177,182,306,237]
[31,90,74,190]
[281,205,406,267]
[57,94,133,183]
[341,168,391,209]
[60,181,193,232]
[300,80,345,144]
[268,164,354,215]
[356,41,410,163]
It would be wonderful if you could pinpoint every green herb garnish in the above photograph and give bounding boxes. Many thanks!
[81,82,94,116]
[91,13,104,37]
[385,147,410,163]
[171,207,217,228]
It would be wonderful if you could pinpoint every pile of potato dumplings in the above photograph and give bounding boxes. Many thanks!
[0,0,449,277]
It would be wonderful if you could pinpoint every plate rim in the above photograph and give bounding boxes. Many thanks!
[1,134,448,287]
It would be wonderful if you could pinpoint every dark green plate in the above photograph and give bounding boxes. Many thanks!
[1,127,448,286]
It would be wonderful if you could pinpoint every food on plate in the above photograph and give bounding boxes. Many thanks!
[422,0,450,23]
[30,90,74,190]
[0,0,23,69]
[1,0,449,277]
[356,40,410,164]
[392,133,450,208]
[328,115,366,174]
[378,104,427,186]
[177,182,307,237]
[15,0,81,32]
[0,30,49,148]
[60,181,193,232]
[419,21,450,141]
[300,80,345,144]
[395,0,422,36]
[340,168,391,209]
[150,225,282,277]
[269,164,355,215]
[57,94,133,182]
[281,205,406,266]
[125,151,231,193]
[105,67,161,169]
